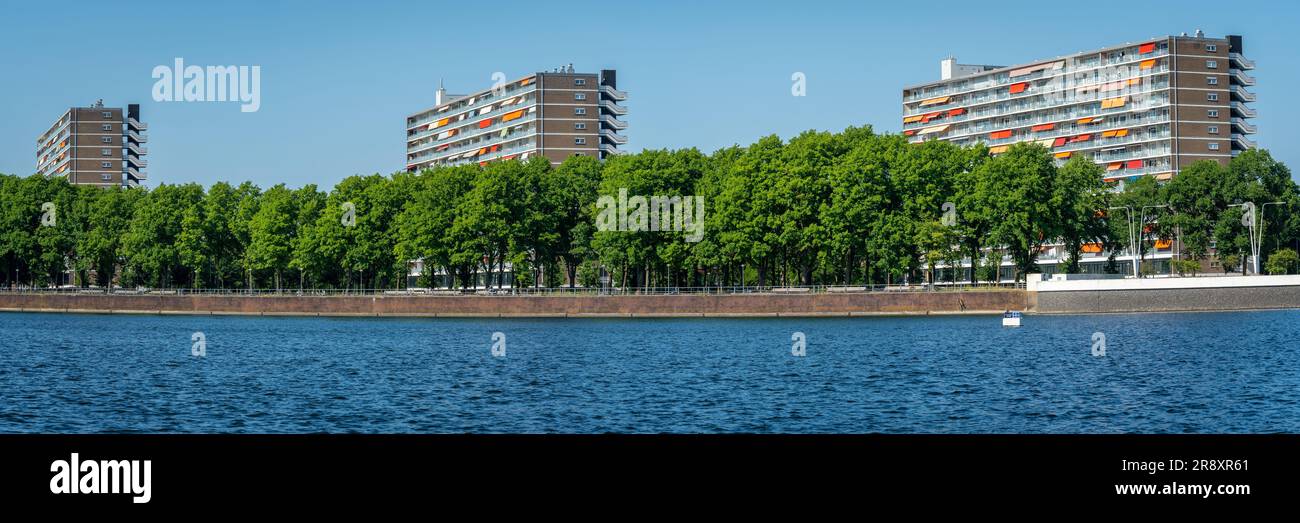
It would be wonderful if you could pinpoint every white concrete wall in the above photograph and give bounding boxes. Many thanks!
[1032,274,1300,292]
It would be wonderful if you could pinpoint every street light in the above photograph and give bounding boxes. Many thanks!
[1240,201,1287,275]
[1108,206,1138,278]
[1228,201,1283,275]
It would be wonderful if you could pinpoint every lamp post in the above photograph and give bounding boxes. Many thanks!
[1108,206,1138,278]
[1227,202,1282,275]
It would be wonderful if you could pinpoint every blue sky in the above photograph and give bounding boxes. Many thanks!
[1,0,1296,188]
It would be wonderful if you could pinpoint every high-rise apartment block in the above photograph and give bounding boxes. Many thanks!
[405,67,627,171]
[36,101,149,187]
[902,32,1255,185]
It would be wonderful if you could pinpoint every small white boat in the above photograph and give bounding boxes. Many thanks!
[1002,311,1022,327]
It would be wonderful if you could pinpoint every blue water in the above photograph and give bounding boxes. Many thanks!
[0,311,1297,433]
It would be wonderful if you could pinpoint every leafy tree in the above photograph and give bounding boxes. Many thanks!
[971,143,1056,282]
[1052,157,1109,273]
[247,184,297,290]
[1265,248,1299,275]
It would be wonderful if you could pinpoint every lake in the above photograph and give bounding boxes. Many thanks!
[1,310,1296,433]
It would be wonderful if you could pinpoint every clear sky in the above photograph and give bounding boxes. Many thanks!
[1,0,1296,189]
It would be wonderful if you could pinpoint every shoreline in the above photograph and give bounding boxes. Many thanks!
[6,275,1300,317]
[0,291,1025,318]
[0,307,1016,318]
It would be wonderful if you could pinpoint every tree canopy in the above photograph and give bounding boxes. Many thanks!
[2,129,1296,290]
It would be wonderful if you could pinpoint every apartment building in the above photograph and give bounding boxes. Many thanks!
[35,101,149,187]
[902,31,1255,185]
[405,66,627,172]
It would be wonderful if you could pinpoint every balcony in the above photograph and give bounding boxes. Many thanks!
[1231,117,1257,134]
[904,49,1172,103]
[1231,102,1256,118]
[407,115,538,160]
[407,86,538,131]
[1232,134,1257,150]
[1231,70,1256,87]
[128,117,148,131]
[407,99,537,143]
[600,129,628,145]
[904,66,1172,118]
[599,143,625,156]
[914,98,1173,145]
[1230,53,1255,70]
[600,84,628,101]
[127,166,147,181]
[128,156,148,168]
[128,142,148,156]
[600,99,628,116]
[1230,86,1256,103]
[601,115,628,130]
[128,130,148,143]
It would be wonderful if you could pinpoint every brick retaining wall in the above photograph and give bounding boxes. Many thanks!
[0,291,1027,318]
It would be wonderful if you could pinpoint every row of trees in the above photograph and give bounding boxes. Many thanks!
[3,127,1299,290]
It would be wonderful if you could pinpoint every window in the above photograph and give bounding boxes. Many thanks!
[101,124,112,131]
[1207,93,1219,102]
[101,161,112,168]
[574,107,586,115]
[1208,125,1219,135]
[101,174,112,181]
[575,122,587,130]
[1207,76,1218,85]
[1206,60,1218,69]
[575,137,587,145]
[575,93,586,101]
[1208,142,1220,151]
[1206,44,1218,52]
[1208,109,1220,118]
[102,111,112,118]
[101,136,112,143]
[574,78,586,86]
[101,148,112,156]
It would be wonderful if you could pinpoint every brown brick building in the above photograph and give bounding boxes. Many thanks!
[35,101,149,187]
[902,31,1255,187]
[405,66,627,171]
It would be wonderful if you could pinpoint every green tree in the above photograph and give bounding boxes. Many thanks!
[1265,248,1299,275]
[1053,157,1109,273]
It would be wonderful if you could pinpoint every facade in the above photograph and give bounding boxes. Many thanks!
[36,101,149,187]
[903,32,1255,185]
[405,66,627,172]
